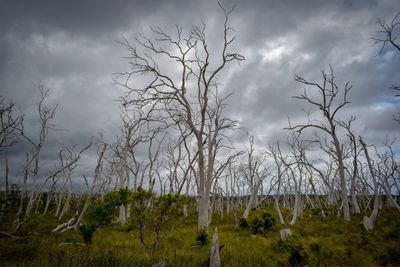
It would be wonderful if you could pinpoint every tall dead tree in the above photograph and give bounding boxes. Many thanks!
[118,4,244,229]
[41,140,93,216]
[72,143,107,230]
[372,12,400,121]
[372,12,400,54]
[241,136,269,220]
[359,136,380,231]
[19,86,58,218]
[266,142,288,225]
[278,132,308,225]
[376,140,400,212]
[0,97,22,195]
[288,68,353,221]
[339,117,361,214]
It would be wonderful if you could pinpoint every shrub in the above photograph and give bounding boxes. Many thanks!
[249,211,276,234]
[239,218,249,229]
[261,212,275,230]
[152,194,183,247]
[196,229,209,246]
[79,224,97,246]
[250,216,264,234]
[280,236,308,266]
[85,201,115,227]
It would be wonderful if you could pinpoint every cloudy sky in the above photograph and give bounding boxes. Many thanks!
[0,0,399,187]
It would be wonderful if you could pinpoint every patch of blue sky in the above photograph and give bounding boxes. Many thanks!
[381,96,400,105]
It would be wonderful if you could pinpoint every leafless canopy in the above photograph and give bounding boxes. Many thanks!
[287,67,353,221]
[287,67,352,135]
[372,12,400,106]
[372,12,400,54]
[117,3,244,229]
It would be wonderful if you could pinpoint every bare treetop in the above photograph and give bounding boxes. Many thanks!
[372,12,400,54]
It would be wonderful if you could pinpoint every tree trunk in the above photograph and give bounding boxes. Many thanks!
[59,191,72,220]
[275,196,285,225]
[290,191,300,225]
[119,205,126,224]
[335,139,351,222]
[360,136,380,231]
[209,227,220,267]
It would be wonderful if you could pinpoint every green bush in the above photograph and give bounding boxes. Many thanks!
[261,212,275,230]
[249,211,276,234]
[152,194,184,247]
[239,217,249,229]
[84,188,136,227]
[250,216,264,234]
[79,224,97,245]
[85,201,115,227]
[196,229,209,246]
[279,236,308,266]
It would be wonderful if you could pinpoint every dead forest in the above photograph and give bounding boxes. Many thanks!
[0,6,399,267]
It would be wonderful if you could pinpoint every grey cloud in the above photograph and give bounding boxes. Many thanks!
[0,0,399,186]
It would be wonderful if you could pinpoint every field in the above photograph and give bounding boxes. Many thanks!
[1,201,399,267]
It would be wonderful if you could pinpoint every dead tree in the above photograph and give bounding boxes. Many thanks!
[376,139,400,212]
[372,12,400,120]
[266,142,288,225]
[336,117,362,214]
[372,12,400,54]
[359,136,380,231]
[118,4,244,229]
[114,108,145,191]
[283,132,309,225]
[72,143,107,230]
[287,68,353,221]
[241,136,269,220]
[19,86,58,218]
[0,97,22,195]
[41,140,93,216]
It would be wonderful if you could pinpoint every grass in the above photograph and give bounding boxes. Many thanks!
[0,206,399,266]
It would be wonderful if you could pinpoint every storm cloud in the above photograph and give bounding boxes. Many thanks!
[0,0,399,187]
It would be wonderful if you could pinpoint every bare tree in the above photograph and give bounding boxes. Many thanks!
[241,136,269,220]
[111,109,147,223]
[0,97,22,195]
[72,143,107,230]
[376,139,400,212]
[42,139,93,216]
[118,4,244,229]
[18,86,58,218]
[372,12,400,120]
[359,136,380,231]
[287,68,353,221]
[372,12,400,54]
[266,142,288,225]
[280,132,309,225]
[341,118,362,213]
[163,135,197,194]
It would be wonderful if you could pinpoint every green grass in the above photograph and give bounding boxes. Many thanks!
[1,207,399,266]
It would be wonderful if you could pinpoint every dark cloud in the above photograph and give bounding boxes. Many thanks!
[0,0,399,187]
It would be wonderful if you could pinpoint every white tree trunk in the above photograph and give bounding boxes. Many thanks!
[275,196,285,225]
[209,227,220,267]
[290,192,300,225]
[119,205,126,224]
[59,191,72,220]
[360,136,380,231]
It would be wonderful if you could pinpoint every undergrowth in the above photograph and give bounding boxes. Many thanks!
[0,207,399,266]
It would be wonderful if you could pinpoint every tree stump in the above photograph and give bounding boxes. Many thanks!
[363,216,374,231]
[279,228,292,241]
[152,259,168,267]
[210,227,220,267]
